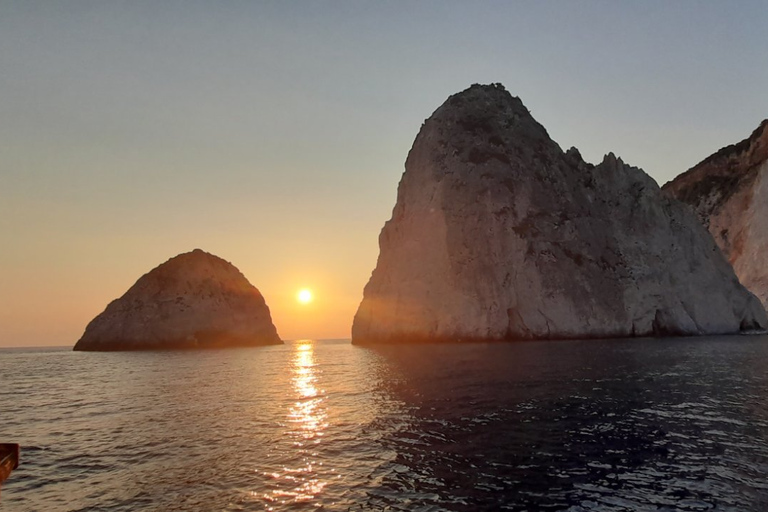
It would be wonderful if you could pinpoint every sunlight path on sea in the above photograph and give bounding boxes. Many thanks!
[261,341,329,508]
[230,339,407,511]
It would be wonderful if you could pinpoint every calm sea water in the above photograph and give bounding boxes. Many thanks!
[2,337,768,511]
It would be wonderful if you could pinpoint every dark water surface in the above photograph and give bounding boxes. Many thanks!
[2,337,768,511]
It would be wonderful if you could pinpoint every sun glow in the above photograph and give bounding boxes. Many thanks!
[297,289,313,304]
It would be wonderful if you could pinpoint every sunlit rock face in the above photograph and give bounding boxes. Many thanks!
[664,120,768,310]
[352,84,766,344]
[74,249,282,351]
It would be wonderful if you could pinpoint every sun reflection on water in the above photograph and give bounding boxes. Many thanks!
[263,340,330,508]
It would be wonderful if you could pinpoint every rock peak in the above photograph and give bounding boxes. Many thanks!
[446,83,511,102]
[432,82,536,129]
[694,119,768,170]
[174,248,216,260]
[410,83,557,177]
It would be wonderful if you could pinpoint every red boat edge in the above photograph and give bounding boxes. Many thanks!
[0,444,19,492]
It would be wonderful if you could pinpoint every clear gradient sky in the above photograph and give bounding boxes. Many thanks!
[2,1,767,347]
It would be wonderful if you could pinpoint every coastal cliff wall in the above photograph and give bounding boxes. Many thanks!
[664,120,768,309]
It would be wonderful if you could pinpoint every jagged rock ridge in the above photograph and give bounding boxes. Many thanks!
[352,84,766,343]
[74,249,282,351]
[664,120,768,309]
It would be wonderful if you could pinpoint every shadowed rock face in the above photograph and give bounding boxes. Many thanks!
[664,120,768,309]
[74,249,282,351]
[352,84,767,344]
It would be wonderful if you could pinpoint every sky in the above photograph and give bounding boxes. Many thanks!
[1,1,767,347]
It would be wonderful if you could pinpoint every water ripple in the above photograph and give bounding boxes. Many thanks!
[2,337,768,510]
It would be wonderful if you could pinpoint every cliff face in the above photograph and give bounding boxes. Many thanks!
[664,120,768,309]
[74,249,282,351]
[352,84,766,344]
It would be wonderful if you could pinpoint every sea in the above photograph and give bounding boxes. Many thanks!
[2,337,768,511]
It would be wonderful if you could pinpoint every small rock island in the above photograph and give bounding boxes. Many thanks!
[74,249,282,351]
[664,120,768,310]
[352,84,766,344]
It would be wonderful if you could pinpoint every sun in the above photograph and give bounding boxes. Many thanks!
[297,288,313,304]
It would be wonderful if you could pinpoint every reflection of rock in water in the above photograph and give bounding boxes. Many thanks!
[362,339,768,511]
[74,249,282,351]
[353,84,766,344]
[664,120,768,311]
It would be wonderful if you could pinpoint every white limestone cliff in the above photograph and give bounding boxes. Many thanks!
[74,249,282,350]
[664,120,768,309]
[352,84,766,344]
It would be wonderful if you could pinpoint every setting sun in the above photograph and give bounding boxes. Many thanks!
[297,289,313,304]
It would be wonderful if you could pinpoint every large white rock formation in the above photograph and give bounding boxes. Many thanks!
[74,249,282,350]
[352,84,766,344]
[664,120,768,309]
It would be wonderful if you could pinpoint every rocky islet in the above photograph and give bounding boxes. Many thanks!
[74,249,282,351]
[352,84,766,343]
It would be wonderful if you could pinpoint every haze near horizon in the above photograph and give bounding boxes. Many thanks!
[2,1,767,347]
